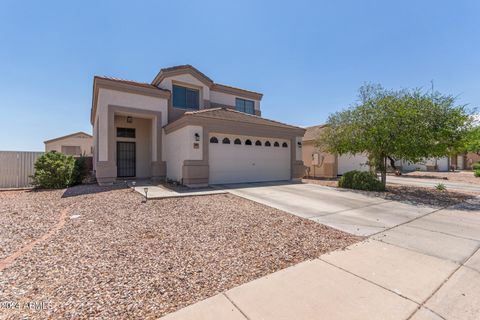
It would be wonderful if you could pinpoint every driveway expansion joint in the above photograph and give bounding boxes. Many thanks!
[408,246,480,320]
[319,252,422,305]
[306,200,396,219]
[372,238,466,266]
[405,225,480,243]
[223,292,251,320]
[368,205,450,238]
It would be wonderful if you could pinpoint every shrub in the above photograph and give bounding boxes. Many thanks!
[474,169,480,177]
[72,156,89,185]
[435,183,447,191]
[338,170,385,191]
[31,151,76,189]
[472,162,480,170]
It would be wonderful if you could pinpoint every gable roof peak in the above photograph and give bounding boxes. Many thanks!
[151,65,263,100]
[151,64,214,86]
[44,131,92,144]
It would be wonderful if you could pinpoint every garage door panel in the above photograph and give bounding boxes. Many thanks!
[209,139,290,184]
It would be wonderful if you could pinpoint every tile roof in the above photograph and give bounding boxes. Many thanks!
[303,124,328,141]
[157,65,214,83]
[184,108,304,130]
[94,76,170,92]
[152,65,263,98]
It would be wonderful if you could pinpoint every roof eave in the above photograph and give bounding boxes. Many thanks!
[44,131,92,144]
[90,76,171,125]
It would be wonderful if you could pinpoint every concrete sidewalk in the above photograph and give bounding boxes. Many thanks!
[129,181,226,199]
[161,193,480,320]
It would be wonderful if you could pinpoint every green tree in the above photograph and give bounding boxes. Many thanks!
[464,126,480,155]
[316,84,472,188]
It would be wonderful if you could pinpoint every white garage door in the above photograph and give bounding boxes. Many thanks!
[399,157,449,172]
[209,135,290,184]
[337,153,370,175]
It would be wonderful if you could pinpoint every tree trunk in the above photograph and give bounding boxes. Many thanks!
[380,156,387,188]
[387,156,397,170]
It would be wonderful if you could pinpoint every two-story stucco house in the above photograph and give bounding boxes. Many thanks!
[91,65,305,186]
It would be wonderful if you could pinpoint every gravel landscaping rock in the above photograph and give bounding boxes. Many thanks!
[401,170,480,185]
[303,178,476,208]
[0,189,67,260]
[0,184,360,319]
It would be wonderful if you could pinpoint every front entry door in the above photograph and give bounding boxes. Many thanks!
[117,142,136,177]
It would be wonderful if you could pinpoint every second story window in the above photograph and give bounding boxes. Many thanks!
[173,85,199,110]
[235,98,255,115]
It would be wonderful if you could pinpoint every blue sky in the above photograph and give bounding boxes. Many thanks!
[1,0,479,151]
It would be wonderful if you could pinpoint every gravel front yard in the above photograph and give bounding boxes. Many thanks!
[0,185,360,319]
[0,189,68,260]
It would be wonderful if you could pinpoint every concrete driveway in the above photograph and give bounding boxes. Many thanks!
[163,182,480,320]
[226,182,438,236]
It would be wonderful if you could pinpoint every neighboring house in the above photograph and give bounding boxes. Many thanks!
[91,65,305,186]
[451,152,480,170]
[303,124,448,178]
[44,132,93,156]
[302,125,336,178]
[395,158,449,172]
[303,125,369,178]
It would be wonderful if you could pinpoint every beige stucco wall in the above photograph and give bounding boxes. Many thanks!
[209,90,260,111]
[96,88,168,162]
[302,141,337,178]
[158,73,261,112]
[93,117,98,171]
[158,73,210,101]
[165,125,203,182]
[114,115,152,179]
[466,152,480,169]
[45,133,93,156]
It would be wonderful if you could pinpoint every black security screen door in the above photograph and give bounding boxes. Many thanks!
[117,142,136,177]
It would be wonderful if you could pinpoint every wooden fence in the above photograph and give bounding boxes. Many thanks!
[0,151,44,188]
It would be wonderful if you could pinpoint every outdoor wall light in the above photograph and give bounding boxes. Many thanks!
[297,142,302,148]
[194,133,200,141]
[127,116,133,123]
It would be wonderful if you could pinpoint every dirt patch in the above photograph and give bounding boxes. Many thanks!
[381,185,474,208]
[399,171,480,185]
[0,184,360,319]
[302,178,475,208]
